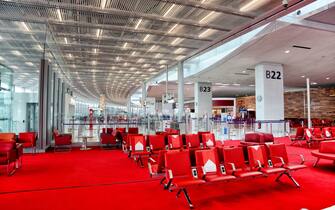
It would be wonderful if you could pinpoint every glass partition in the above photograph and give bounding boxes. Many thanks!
[0,65,13,132]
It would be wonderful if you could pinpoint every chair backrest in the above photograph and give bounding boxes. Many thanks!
[248,145,268,169]
[0,140,16,152]
[296,127,305,138]
[148,135,166,151]
[0,133,16,142]
[130,135,146,152]
[116,127,126,133]
[165,128,180,135]
[107,128,113,134]
[268,144,289,164]
[319,140,335,154]
[198,131,210,142]
[102,128,106,134]
[313,128,322,137]
[305,128,313,138]
[331,127,335,137]
[165,150,191,177]
[18,132,36,141]
[185,134,200,149]
[128,127,139,134]
[323,127,332,138]
[223,147,246,170]
[195,148,219,174]
[168,135,182,149]
[245,133,260,143]
[202,133,216,148]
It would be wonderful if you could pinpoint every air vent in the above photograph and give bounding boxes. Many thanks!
[292,45,311,50]
[246,68,255,71]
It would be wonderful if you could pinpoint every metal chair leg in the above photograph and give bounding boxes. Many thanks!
[313,158,320,167]
[285,172,300,188]
[182,188,194,209]
[275,172,285,182]
[176,189,182,198]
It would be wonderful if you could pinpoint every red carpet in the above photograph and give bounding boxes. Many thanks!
[0,138,334,210]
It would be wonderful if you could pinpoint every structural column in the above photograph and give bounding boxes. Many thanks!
[177,62,184,122]
[255,62,284,121]
[38,59,52,150]
[142,82,147,116]
[306,78,311,128]
[194,82,212,119]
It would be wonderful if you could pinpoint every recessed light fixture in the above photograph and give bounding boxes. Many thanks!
[12,50,22,56]
[143,34,150,42]
[123,42,128,48]
[326,77,330,80]
[57,9,62,21]
[64,37,68,44]
[25,62,34,66]
[242,70,246,73]
[171,38,182,45]
[164,4,175,17]
[311,82,318,85]
[199,11,215,23]
[301,75,305,78]
[168,24,178,34]
[198,29,213,38]
[232,83,240,86]
[285,50,290,54]
[135,18,142,30]
[21,22,30,31]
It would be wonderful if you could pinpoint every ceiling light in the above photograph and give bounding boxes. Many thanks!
[57,8,62,21]
[123,42,128,48]
[11,65,18,69]
[64,37,68,44]
[301,75,305,78]
[143,34,150,42]
[171,38,182,46]
[199,11,215,23]
[116,56,120,61]
[92,61,97,65]
[37,45,43,51]
[21,22,30,31]
[242,70,246,73]
[285,50,290,54]
[174,48,184,54]
[249,84,255,87]
[164,4,175,17]
[25,62,34,66]
[199,29,213,38]
[326,77,330,80]
[149,45,156,51]
[168,24,178,34]
[131,51,136,56]
[240,0,267,12]
[96,29,101,38]
[135,18,142,29]
[311,82,318,85]
[68,53,72,58]
[101,0,107,9]
[93,48,97,54]
[233,83,240,86]
[155,53,161,58]
[12,50,22,56]
[0,56,4,60]
[176,55,185,60]
[0,35,2,40]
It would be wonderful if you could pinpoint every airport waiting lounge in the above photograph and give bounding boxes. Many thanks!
[0,0,335,209]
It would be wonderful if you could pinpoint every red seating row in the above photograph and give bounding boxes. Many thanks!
[290,127,335,147]
[164,144,306,208]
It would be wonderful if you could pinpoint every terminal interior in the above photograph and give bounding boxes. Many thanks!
[0,0,335,209]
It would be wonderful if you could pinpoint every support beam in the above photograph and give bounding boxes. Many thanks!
[177,62,184,122]
[279,17,335,33]
[306,78,312,128]
[1,0,231,32]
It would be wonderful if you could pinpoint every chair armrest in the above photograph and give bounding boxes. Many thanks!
[271,156,285,167]
[289,154,305,164]
[256,160,262,169]
[168,169,174,179]
[148,157,156,164]
[226,162,237,174]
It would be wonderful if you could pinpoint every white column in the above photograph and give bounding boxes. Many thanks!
[255,63,284,121]
[306,78,311,128]
[194,82,212,119]
[177,62,184,122]
[141,83,147,116]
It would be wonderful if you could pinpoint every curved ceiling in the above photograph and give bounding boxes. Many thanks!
[0,0,283,104]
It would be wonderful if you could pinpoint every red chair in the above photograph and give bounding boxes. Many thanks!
[201,133,216,148]
[18,132,37,153]
[100,133,117,148]
[102,128,106,134]
[268,144,306,187]
[165,128,180,135]
[128,127,139,134]
[53,129,72,151]
[195,148,236,182]
[148,150,167,177]
[148,135,166,156]
[168,135,183,150]
[198,131,210,143]
[107,128,113,134]
[0,141,18,175]
[305,128,324,147]
[164,150,205,208]
[322,127,334,140]
[248,145,287,183]
[222,147,263,178]
[185,134,201,149]
[129,135,150,167]
[311,140,335,167]
[289,127,305,145]
[123,134,142,153]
